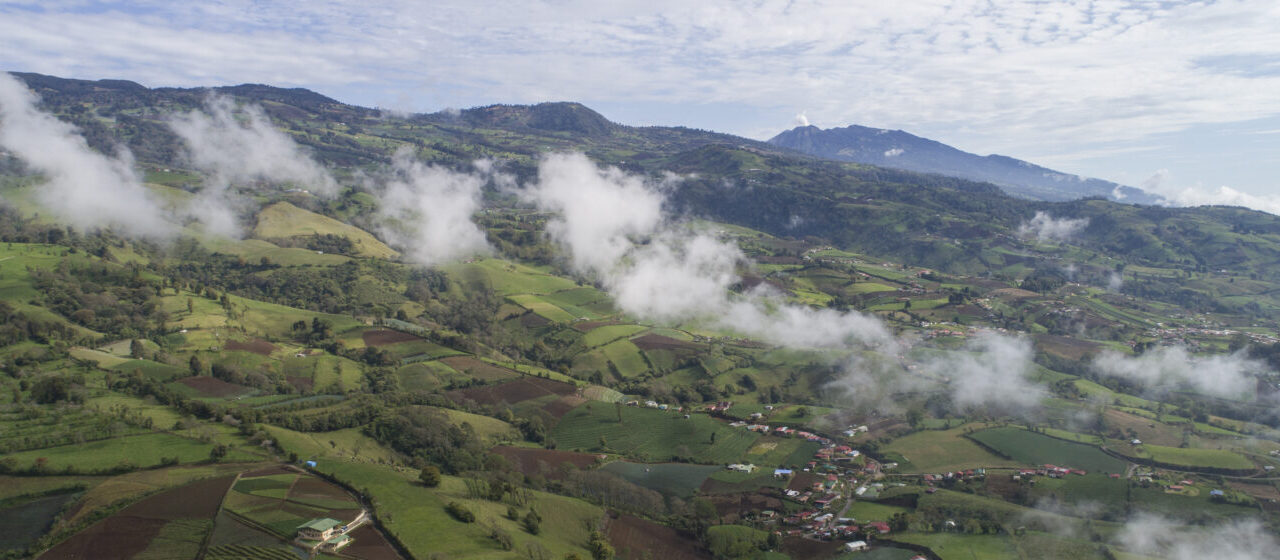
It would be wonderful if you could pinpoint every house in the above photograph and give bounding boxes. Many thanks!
[868,521,891,534]
[297,518,342,541]
[774,468,793,478]
[728,463,756,473]
[1210,489,1225,497]
[845,540,868,552]
[304,460,317,468]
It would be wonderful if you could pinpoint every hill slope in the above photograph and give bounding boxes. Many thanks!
[768,124,1162,203]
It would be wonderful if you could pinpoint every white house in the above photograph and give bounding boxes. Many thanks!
[845,540,868,552]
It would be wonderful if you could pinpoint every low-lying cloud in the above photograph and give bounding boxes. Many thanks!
[1092,346,1263,399]
[169,95,338,235]
[0,72,174,237]
[1143,169,1280,217]
[375,148,492,266]
[930,333,1045,412]
[1018,211,1089,241]
[1117,513,1276,560]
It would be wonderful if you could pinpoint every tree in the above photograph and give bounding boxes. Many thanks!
[189,354,203,376]
[588,530,613,560]
[209,444,228,462]
[419,465,442,487]
[31,376,71,404]
[523,510,542,534]
[130,338,145,359]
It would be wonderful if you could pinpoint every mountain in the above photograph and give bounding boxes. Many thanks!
[768,124,1162,204]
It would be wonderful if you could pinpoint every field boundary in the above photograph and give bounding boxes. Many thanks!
[1099,447,1255,477]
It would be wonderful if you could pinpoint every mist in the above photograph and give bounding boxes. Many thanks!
[1117,513,1276,560]
[169,95,338,235]
[1092,346,1263,399]
[375,148,493,266]
[1018,211,1088,242]
[0,72,174,237]
[928,333,1046,412]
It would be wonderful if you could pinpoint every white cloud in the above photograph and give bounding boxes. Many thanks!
[1117,513,1277,560]
[169,95,338,236]
[374,148,492,266]
[0,72,174,237]
[1092,346,1263,399]
[1142,169,1280,216]
[2,0,1279,174]
[926,333,1046,412]
[792,112,809,127]
[1017,211,1088,242]
[883,148,904,157]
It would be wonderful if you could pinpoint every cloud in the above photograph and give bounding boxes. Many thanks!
[1091,346,1263,399]
[1017,211,1088,242]
[792,112,809,127]
[1116,513,1277,560]
[526,152,895,350]
[1106,271,1123,293]
[1142,169,1280,216]
[0,72,174,237]
[883,148,903,157]
[926,333,1046,412]
[374,148,492,266]
[168,95,339,236]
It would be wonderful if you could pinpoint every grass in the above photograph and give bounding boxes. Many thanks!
[252,201,398,259]
[890,533,1017,560]
[313,461,601,559]
[4,432,258,472]
[86,393,185,427]
[132,518,212,560]
[743,437,822,468]
[581,324,648,348]
[551,404,759,464]
[446,258,580,296]
[883,425,1020,472]
[968,427,1126,474]
[264,426,402,464]
[507,294,578,323]
[600,339,650,378]
[598,461,721,497]
[1127,444,1254,471]
[844,501,908,521]
[437,407,521,443]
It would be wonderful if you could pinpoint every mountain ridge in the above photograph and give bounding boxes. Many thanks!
[768,123,1163,204]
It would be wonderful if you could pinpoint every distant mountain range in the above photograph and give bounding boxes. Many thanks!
[769,124,1163,204]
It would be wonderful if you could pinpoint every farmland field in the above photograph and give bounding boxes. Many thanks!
[968,427,1127,474]
[598,462,721,497]
[600,339,649,378]
[508,294,578,322]
[582,324,648,348]
[606,513,708,560]
[883,425,1020,472]
[1125,444,1255,471]
[551,404,758,464]
[4,432,258,472]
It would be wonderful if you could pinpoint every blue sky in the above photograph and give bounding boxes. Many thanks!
[2,0,1278,211]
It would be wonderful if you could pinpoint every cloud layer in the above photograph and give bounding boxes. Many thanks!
[0,72,173,237]
[1017,211,1088,242]
[1092,346,1263,399]
[375,148,493,266]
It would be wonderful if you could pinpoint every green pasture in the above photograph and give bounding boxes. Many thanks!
[598,461,720,497]
[4,432,257,472]
[551,404,759,464]
[968,427,1126,474]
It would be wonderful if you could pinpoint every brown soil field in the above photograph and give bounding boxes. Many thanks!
[242,465,297,478]
[520,312,551,328]
[984,474,1025,502]
[447,377,577,406]
[175,376,250,398]
[1104,409,1183,447]
[362,329,423,347]
[787,472,822,493]
[41,476,235,560]
[705,491,783,523]
[1034,334,1102,361]
[439,356,520,381]
[490,446,599,479]
[344,524,404,560]
[1227,480,1280,501]
[606,513,710,560]
[224,339,276,356]
[631,334,699,352]
[286,375,313,392]
[542,395,587,419]
[991,288,1041,300]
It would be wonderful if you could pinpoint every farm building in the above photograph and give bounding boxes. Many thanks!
[297,518,342,541]
[296,515,360,553]
[845,540,868,552]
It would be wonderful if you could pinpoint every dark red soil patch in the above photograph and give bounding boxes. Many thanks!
[344,523,404,560]
[41,476,236,560]
[756,256,804,265]
[1228,480,1280,501]
[542,395,586,419]
[631,334,699,351]
[606,513,710,560]
[439,356,519,381]
[286,375,313,392]
[175,376,250,398]
[491,446,599,479]
[520,312,551,328]
[787,472,822,492]
[984,474,1023,501]
[224,339,276,356]
[573,320,621,333]
[705,491,783,523]
[1033,334,1102,361]
[362,329,423,347]
[447,377,577,406]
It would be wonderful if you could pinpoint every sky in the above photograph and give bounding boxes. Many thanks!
[1,0,1278,209]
